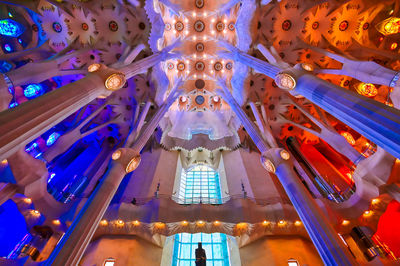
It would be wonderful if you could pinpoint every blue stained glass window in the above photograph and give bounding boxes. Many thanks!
[0,19,24,37]
[0,60,12,73]
[46,132,60,146]
[8,102,18,109]
[4,44,12,53]
[25,142,37,153]
[47,173,56,183]
[23,84,44,98]
[178,165,222,204]
[172,233,230,266]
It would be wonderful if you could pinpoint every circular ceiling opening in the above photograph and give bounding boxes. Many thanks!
[195,95,205,105]
[195,79,205,89]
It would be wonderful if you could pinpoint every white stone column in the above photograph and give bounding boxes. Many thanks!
[218,81,356,265]
[44,81,182,266]
[0,64,125,161]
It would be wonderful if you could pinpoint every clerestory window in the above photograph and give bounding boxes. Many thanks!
[177,164,222,204]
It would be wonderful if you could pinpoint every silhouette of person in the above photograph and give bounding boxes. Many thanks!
[131,198,136,205]
[195,242,206,266]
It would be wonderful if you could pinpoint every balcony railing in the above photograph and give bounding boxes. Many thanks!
[120,194,291,206]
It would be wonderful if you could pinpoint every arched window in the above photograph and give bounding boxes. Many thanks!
[178,165,222,204]
[172,233,230,266]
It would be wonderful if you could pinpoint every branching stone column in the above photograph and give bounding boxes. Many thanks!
[277,97,363,164]
[42,102,121,162]
[0,64,125,160]
[3,48,89,90]
[44,81,182,266]
[224,45,400,159]
[0,44,173,160]
[218,80,355,266]
[119,41,179,79]
[291,72,400,159]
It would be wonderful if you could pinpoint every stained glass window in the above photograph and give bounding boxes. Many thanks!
[23,84,44,98]
[8,102,18,109]
[3,44,12,53]
[178,165,222,204]
[0,19,25,37]
[172,233,230,266]
[0,61,12,73]
[46,132,60,146]
[172,165,230,265]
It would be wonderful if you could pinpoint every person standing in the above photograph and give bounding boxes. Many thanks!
[195,242,206,266]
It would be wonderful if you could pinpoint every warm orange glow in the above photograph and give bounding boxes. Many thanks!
[261,156,276,173]
[391,43,398,50]
[126,155,141,173]
[372,198,380,204]
[377,17,400,35]
[196,220,205,226]
[23,198,32,204]
[236,222,248,228]
[112,150,122,160]
[100,220,108,226]
[88,63,101,72]
[364,210,373,217]
[31,210,40,216]
[214,220,220,225]
[155,222,165,228]
[278,220,286,226]
[356,83,378,97]
[52,220,61,225]
[280,150,290,160]
[294,220,302,226]
[132,220,140,226]
[346,173,352,180]
[117,220,125,226]
[342,220,350,226]
[105,73,126,91]
[301,63,314,72]
[262,220,270,226]
[1,159,7,164]
[341,132,356,145]
[181,220,188,226]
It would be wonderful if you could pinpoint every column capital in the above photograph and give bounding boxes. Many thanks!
[111,148,141,173]
[260,148,292,173]
[274,68,304,91]
[87,63,126,93]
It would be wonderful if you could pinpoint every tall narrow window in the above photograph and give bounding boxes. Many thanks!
[173,233,230,266]
[178,165,222,204]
